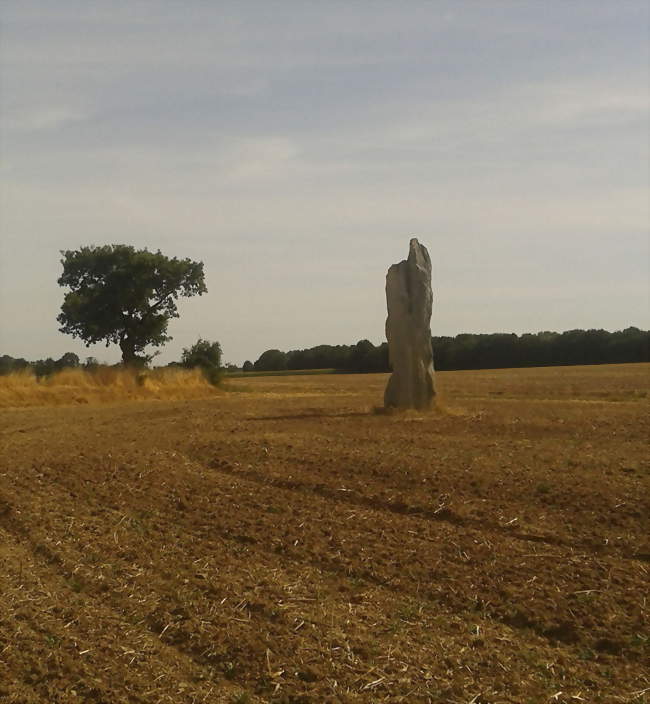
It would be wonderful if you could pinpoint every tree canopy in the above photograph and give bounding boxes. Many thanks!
[57,245,206,365]
[181,339,222,370]
[181,338,222,385]
[253,349,288,371]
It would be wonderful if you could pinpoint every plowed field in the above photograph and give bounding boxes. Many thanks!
[1,365,648,703]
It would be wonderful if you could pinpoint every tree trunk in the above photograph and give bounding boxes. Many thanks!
[119,336,137,366]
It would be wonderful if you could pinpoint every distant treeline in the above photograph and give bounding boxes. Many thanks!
[245,327,649,373]
[3,327,648,378]
[0,352,86,377]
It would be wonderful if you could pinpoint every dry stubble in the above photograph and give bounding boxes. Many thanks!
[0,364,648,703]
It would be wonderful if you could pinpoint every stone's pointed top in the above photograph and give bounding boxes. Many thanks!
[407,237,431,270]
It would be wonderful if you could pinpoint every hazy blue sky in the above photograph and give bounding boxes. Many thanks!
[1,2,648,365]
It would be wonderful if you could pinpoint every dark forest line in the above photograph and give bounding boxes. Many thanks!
[246,327,649,373]
[2,327,648,378]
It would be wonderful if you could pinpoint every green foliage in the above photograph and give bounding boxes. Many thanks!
[83,356,99,370]
[57,244,206,365]
[34,353,81,377]
[0,355,30,375]
[181,338,222,369]
[181,338,222,385]
[0,352,80,378]
[242,360,254,372]
[250,328,649,374]
[281,340,387,373]
[253,349,288,371]
[58,352,80,368]
[433,327,649,370]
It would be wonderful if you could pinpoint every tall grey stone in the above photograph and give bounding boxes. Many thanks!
[384,238,436,410]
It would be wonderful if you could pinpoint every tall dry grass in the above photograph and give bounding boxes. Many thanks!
[0,366,220,408]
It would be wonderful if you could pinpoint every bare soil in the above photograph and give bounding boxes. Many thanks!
[1,364,648,703]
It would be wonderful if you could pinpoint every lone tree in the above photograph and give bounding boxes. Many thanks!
[57,245,207,365]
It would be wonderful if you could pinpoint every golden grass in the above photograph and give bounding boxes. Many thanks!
[0,366,220,408]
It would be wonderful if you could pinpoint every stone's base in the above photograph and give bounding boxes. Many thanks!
[384,238,436,410]
[384,363,435,410]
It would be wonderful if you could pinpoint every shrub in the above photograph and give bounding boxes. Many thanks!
[181,339,222,385]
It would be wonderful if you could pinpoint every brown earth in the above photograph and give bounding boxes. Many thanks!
[1,364,648,703]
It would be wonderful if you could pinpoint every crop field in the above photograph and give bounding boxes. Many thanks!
[0,364,648,703]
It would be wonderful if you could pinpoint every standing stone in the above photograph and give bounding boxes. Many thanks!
[384,238,436,410]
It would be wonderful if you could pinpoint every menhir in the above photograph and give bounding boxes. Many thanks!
[384,238,436,410]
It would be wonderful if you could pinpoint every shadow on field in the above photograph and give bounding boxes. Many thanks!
[247,411,369,421]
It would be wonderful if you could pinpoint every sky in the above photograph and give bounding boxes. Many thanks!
[1,1,648,366]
